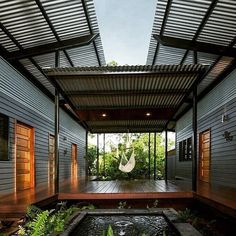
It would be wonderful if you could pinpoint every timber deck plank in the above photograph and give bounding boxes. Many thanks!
[1,179,236,219]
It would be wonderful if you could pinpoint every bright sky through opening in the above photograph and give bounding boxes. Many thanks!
[94,0,156,65]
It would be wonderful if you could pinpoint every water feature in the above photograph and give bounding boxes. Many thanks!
[72,214,178,236]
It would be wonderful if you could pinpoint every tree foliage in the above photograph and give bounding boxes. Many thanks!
[87,133,174,180]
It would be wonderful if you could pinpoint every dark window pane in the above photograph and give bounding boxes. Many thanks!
[0,114,9,161]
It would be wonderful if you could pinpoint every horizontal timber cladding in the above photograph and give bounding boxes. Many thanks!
[0,57,86,193]
[176,69,236,188]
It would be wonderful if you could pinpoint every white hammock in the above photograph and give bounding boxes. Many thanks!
[119,149,136,173]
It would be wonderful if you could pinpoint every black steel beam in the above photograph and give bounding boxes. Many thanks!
[103,133,106,176]
[34,0,74,67]
[165,130,168,182]
[90,125,164,130]
[75,105,177,110]
[51,70,201,78]
[67,89,189,96]
[91,129,163,134]
[154,132,157,180]
[96,134,99,178]
[194,51,198,64]
[148,133,151,179]
[54,89,60,193]
[81,0,102,66]
[180,0,218,64]
[152,0,173,66]
[7,34,98,60]
[192,85,197,192]
[154,35,236,58]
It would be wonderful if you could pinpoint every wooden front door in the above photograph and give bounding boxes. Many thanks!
[16,122,34,191]
[71,144,78,180]
[199,129,211,183]
[48,134,55,187]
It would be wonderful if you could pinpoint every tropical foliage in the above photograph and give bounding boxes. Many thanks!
[86,133,174,180]
[18,204,79,236]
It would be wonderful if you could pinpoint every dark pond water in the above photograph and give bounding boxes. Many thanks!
[72,214,178,236]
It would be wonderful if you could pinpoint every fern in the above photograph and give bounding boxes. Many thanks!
[26,205,43,220]
[27,210,49,236]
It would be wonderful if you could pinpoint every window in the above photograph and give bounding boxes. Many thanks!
[0,114,9,161]
[179,137,192,161]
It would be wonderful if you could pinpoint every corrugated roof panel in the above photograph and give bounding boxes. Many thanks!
[197,0,236,46]
[164,0,212,40]
[67,44,100,67]
[40,0,90,39]
[153,45,186,65]
[197,52,218,65]
[0,0,57,50]
[197,56,233,95]
[33,52,56,68]
[59,51,71,67]
[147,0,213,65]
[70,94,184,109]
[19,58,55,94]
[58,73,197,92]
[0,28,18,52]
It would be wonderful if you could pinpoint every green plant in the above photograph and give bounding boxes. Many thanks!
[102,225,114,236]
[18,204,79,236]
[117,201,131,209]
[178,208,195,223]
[26,210,49,236]
[147,199,159,209]
[26,205,43,220]
[79,204,96,210]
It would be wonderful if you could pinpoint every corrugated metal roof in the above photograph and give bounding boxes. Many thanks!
[45,64,207,133]
[0,0,106,96]
[147,0,236,121]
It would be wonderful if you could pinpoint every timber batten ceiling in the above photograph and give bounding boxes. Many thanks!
[0,0,105,95]
[147,0,236,120]
[45,64,207,133]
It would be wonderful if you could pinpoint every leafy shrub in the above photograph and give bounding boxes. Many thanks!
[18,204,79,236]
[177,208,196,223]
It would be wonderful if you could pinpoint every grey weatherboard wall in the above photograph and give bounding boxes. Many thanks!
[0,57,86,193]
[176,69,236,188]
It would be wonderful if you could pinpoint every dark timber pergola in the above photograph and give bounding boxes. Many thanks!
[1,0,236,194]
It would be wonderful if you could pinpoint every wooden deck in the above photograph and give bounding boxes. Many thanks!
[196,181,236,218]
[0,179,236,220]
[0,179,192,220]
[58,179,192,200]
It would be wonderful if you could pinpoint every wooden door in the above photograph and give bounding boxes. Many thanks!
[16,122,34,191]
[71,144,78,180]
[48,134,55,187]
[199,129,211,183]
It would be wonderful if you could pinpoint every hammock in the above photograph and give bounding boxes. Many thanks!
[118,148,136,173]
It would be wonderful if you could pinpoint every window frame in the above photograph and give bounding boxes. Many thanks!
[179,137,192,162]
